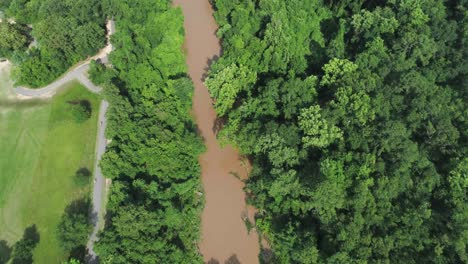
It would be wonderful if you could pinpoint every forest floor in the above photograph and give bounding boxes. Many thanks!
[0,77,100,263]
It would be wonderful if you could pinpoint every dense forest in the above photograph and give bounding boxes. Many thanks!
[207,0,467,263]
[92,0,205,263]
[0,0,106,87]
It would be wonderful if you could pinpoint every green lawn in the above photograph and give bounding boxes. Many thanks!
[0,80,100,263]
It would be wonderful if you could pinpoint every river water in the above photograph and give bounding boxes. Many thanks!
[172,0,260,263]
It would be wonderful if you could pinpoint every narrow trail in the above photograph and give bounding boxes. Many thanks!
[86,100,109,263]
[5,20,115,262]
[173,1,260,263]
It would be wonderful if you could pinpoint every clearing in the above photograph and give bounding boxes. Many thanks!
[0,73,99,263]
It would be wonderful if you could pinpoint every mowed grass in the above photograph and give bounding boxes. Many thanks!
[0,81,100,263]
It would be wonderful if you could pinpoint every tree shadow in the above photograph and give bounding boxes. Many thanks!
[225,254,241,264]
[260,248,275,264]
[0,240,12,264]
[76,167,91,177]
[85,253,99,264]
[11,225,40,264]
[67,99,92,123]
[211,115,225,134]
[22,226,39,244]
[74,167,92,187]
[206,258,219,264]
[202,55,220,81]
[205,254,241,264]
[64,198,90,216]
[69,245,87,263]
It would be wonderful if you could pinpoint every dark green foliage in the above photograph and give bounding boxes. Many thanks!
[94,0,204,263]
[1,0,106,87]
[68,100,92,123]
[57,199,92,252]
[209,0,467,263]
[10,225,40,264]
[0,240,12,264]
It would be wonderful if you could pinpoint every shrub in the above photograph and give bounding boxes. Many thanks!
[68,100,91,123]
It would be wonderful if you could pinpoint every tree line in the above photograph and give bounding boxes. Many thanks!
[0,0,106,87]
[89,0,205,263]
[207,0,467,263]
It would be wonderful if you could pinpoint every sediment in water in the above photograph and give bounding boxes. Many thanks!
[173,0,260,263]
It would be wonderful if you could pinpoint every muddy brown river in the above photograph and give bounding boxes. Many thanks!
[172,0,260,263]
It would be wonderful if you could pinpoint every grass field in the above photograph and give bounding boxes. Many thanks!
[0,76,100,263]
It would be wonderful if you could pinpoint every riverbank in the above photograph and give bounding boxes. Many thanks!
[173,0,260,263]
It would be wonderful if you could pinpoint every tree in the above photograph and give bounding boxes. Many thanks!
[93,1,205,262]
[299,105,342,148]
[0,22,30,58]
[205,63,257,116]
[69,100,92,123]
[57,199,92,252]
[207,0,467,262]
[11,225,40,264]
[2,0,106,87]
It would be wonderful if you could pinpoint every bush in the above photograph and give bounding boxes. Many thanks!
[89,60,110,85]
[68,100,91,123]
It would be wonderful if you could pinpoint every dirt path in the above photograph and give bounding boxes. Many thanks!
[173,1,260,263]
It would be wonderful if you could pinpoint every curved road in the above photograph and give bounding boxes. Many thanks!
[14,20,115,98]
[12,20,115,263]
[15,63,102,97]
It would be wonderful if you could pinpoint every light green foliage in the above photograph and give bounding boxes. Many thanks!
[299,105,342,148]
[206,63,256,116]
[320,58,358,87]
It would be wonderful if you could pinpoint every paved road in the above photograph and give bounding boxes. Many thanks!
[11,20,115,263]
[14,20,114,98]
[86,100,109,263]
[15,63,102,97]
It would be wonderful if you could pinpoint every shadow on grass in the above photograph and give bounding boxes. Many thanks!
[10,225,40,264]
[74,167,92,187]
[76,167,92,177]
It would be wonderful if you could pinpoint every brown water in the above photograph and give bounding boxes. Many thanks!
[172,0,260,263]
